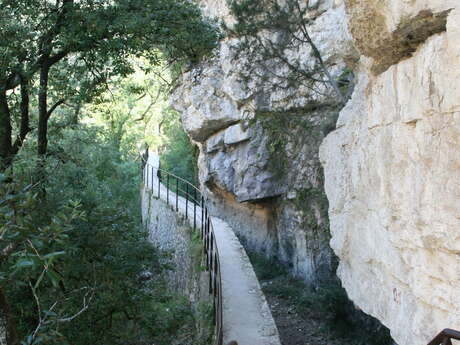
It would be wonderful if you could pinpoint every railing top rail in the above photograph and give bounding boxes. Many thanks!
[143,158,200,193]
[157,167,200,192]
[427,329,460,345]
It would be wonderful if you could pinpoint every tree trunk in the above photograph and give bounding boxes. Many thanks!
[72,101,82,125]
[0,89,13,171]
[37,64,50,157]
[0,287,19,345]
[18,77,30,148]
[12,76,31,154]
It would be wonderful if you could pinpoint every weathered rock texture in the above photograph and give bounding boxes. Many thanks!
[171,0,460,343]
[172,0,357,286]
[320,2,460,345]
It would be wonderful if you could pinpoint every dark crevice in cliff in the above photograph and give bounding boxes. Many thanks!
[372,9,451,75]
[194,119,241,143]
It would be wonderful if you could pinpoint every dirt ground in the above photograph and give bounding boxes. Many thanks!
[261,278,347,345]
[241,241,393,345]
[257,274,393,345]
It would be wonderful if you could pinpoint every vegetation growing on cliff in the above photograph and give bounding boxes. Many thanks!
[228,0,349,246]
[247,107,336,251]
[227,0,354,105]
[249,108,317,178]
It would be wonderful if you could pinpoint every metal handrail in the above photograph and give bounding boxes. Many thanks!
[141,160,223,345]
[427,329,460,345]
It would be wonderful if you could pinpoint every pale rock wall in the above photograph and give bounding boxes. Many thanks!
[320,3,460,345]
[171,0,460,343]
[171,0,357,285]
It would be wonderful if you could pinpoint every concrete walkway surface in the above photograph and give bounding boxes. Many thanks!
[144,153,281,345]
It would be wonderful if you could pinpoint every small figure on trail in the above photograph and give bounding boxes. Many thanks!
[157,160,162,181]
[141,145,149,170]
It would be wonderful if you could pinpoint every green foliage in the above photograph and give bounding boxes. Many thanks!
[244,251,284,281]
[249,109,316,179]
[160,108,198,184]
[293,186,330,236]
[190,231,206,273]
[83,61,198,185]
[0,123,202,345]
[195,301,215,345]
[0,2,214,343]
[0,0,220,168]
[0,0,219,80]
[87,60,170,155]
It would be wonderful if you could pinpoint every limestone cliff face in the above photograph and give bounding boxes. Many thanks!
[320,2,460,345]
[171,0,460,343]
[171,0,357,285]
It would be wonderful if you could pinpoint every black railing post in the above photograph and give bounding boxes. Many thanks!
[210,234,214,270]
[204,206,209,232]
[201,196,204,236]
[158,171,160,198]
[209,236,214,282]
[204,208,208,240]
[176,178,179,211]
[193,188,197,230]
[185,184,188,219]
[151,166,154,190]
[205,222,209,267]
[214,253,218,295]
[166,174,169,205]
[209,232,213,293]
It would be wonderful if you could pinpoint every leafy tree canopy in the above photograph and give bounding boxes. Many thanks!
[0,2,215,344]
[0,0,219,168]
[0,0,218,86]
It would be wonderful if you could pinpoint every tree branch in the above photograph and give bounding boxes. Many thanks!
[134,89,161,122]
[0,88,13,169]
[47,99,66,120]
[0,243,15,259]
[57,289,95,323]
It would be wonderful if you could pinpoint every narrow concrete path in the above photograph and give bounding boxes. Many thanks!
[144,153,281,345]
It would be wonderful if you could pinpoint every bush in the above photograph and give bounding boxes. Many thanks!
[0,124,203,345]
